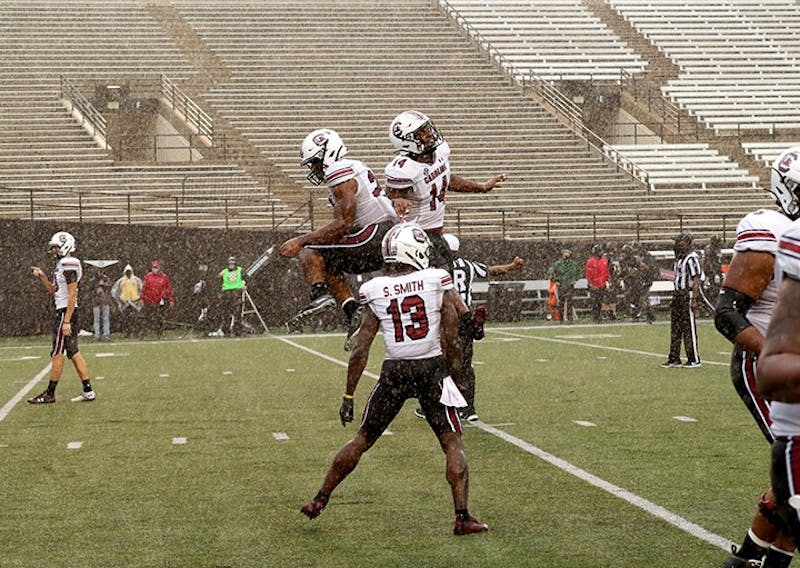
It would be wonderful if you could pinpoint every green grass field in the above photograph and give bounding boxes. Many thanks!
[0,320,776,567]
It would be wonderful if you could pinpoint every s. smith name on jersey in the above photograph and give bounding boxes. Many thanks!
[381,279,426,297]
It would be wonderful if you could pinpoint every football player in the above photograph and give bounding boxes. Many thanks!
[28,231,96,404]
[755,219,800,559]
[715,146,800,568]
[384,110,507,270]
[384,111,501,402]
[300,223,488,536]
[280,128,400,350]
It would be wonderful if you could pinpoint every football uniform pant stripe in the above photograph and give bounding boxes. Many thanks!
[731,348,774,444]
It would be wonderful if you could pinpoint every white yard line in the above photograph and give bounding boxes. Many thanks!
[491,329,728,367]
[277,334,732,552]
[0,363,51,423]
[474,420,732,551]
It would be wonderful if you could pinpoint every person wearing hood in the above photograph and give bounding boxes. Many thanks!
[112,263,142,337]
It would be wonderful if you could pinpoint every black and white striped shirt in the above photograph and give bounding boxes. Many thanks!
[673,251,703,292]
[452,257,489,307]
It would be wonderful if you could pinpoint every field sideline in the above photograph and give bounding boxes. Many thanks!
[0,320,777,567]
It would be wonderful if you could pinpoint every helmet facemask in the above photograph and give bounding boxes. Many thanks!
[781,174,800,220]
[409,121,443,157]
[770,149,800,220]
[302,154,325,186]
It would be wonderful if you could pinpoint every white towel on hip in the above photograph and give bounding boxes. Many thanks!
[440,376,467,408]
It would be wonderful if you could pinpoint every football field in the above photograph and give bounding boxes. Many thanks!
[0,320,775,567]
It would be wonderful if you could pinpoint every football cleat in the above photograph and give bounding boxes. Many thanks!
[70,391,96,402]
[720,545,763,568]
[460,407,479,422]
[660,361,681,368]
[453,515,489,536]
[294,294,336,320]
[683,361,702,368]
[413,407,426,419]
[300,496,328,520]
[28,390,55,404]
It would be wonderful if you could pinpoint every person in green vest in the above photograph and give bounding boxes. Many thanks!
[210,256,246,337]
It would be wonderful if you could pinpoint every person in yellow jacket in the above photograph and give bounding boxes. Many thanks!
[111,264,142,337]
[210,256,246,337]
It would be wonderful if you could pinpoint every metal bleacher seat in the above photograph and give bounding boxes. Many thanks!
[605,143,761,191]
[442,0,647,82]
[608,0,800,135]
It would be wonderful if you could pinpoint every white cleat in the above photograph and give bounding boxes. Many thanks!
[71,391,96,402]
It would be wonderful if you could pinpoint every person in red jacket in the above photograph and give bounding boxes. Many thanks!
[585,244,610,323]
[140,260,174,339]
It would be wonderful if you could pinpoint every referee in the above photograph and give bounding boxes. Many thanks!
[662,233,704,368]
[435,234,524,421]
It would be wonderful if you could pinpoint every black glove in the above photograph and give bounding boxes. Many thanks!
[339,396,354,427]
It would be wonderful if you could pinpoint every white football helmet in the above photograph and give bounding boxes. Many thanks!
[389,111,443,157]
[48,231,76,256]
[300,128,348,185]
[770,146,800,220]
[382,223,431,270]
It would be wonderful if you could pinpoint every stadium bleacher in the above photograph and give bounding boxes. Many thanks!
[607,0,800,135]
[440,0,648,81]
[0,1,296,229]
[0,0,783,243]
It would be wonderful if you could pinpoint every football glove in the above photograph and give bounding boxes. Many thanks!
[339,396,354,427]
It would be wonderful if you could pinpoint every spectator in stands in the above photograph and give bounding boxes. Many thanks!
[90,271,112,341]
[661,234,703,368]
[140,260,174,340]
[703,236,724,306]
[384,110,507,271]
[415,233,524,422]
[715,146,800,568]
[585,244,610,323]
[279,128,399,350]
[546,249,581,323]
[111,264,142,338]
[210,256,246,337]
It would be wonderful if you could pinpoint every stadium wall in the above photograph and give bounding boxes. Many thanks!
[2,219,592,336]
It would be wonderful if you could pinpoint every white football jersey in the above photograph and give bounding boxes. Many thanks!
[770,219,800,436]
[358,267,453,360]
[53,256,83,310]
[324,158,396,229]
[384,141,451,230]
[732,208,793,335]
